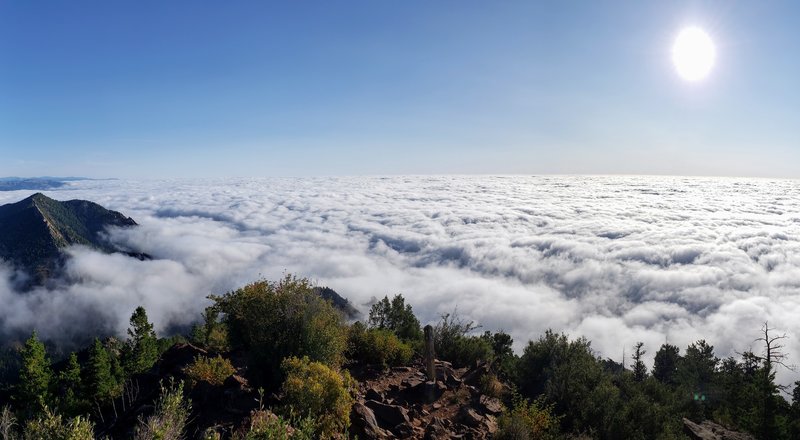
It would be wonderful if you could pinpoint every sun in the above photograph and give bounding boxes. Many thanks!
[672,26,716,82]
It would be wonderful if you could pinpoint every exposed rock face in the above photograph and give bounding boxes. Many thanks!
[682,418,756,440]
[351,359,503,439]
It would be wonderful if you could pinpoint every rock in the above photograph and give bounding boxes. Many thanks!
[424,417,451,440]
[365,387,383,402]
[482,415,498,434]
[478,395,503,415]
[351,403,390,440]
[366,400,411,429]
[461,361,490,386]
[682,418,756,440]
[401,377,424,389]
[394,422,415,437]
[459,407,484,428]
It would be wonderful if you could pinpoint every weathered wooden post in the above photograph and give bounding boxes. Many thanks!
[424,325,436,382]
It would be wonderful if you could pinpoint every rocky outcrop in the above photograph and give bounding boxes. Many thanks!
[351,360,503,439]
[682,418,756,440]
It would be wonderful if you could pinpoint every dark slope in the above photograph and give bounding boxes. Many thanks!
[0,193,137,280]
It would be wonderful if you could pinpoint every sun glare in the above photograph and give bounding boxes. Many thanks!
[672,26,716,82]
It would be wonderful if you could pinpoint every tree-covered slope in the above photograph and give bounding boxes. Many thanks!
[0,193,137,280]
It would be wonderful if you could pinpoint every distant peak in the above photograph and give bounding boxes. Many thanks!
[27,192,53,205]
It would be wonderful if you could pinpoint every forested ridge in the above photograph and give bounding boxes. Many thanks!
[0,275,798,439]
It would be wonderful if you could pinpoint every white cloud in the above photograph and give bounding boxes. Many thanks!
[1,175,799,385]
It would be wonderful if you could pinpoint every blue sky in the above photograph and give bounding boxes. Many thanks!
[1,1,798,178]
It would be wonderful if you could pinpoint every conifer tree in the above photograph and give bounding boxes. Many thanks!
[58,352,85,415]
[652,343,680,384]
[124,306,159,375]
[85,338,116,402]
[16,331,52,416]
[632,342,647,382]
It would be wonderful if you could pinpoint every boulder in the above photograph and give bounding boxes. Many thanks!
[458,407,484,428]
[351,402,390,440]
[461,361,490,386]
[366,400,411,429]
[478,395,503,415]
[682,418,756,440]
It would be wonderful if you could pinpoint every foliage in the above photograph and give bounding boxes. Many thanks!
[190,307,228,352]
[56,353,86,416]
[631,342,647,382]
[231,410,315,440]
[479,373,504,399]
[367,295,423,342]
[495,395,560,440]
[652,343,680,385]
[433,312,493,368]
[183,355,235,386]
[83,339,117,403]
[346,322,413,368]
[211,276,348,387]
[134,380,191,440]
[481,331,518,377]
[1,406,16,440]
[16,332,52,417]
[123,306,159,375]
[21,408,94,440]
[280,356,354,439]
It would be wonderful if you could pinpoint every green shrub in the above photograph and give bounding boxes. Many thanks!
[280,356,355,439]
[184,355,236,386]
[211,276,348,388]
[495,396,560,440]
[22,408,95,440]
[134,381,191,440]
[232,410,315,440]
[367,295,423,342]
[347,322,413,368]
[480,373,504,399]
[433,313,493,368]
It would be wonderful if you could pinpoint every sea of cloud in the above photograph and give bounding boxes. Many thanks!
[1,175,799,384]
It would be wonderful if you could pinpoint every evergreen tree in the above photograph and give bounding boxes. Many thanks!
[16,331,52,416]
[368,295,423,342]
[57,352,85,415]
[652,343,680,384]
[790,381,800,440]
[124,306,159,375]
[632,342,647,382]
[85,338,116,402]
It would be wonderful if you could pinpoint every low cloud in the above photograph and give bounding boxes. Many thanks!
[1,176,798,385]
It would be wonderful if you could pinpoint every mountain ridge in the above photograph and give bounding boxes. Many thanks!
[0,193,138,281]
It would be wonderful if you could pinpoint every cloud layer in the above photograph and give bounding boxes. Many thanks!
[1,176,799,384]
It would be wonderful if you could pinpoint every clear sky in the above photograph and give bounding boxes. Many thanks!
[1,1,798,178]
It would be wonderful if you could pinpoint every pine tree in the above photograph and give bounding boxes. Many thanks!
[124,306,159,375]
[652,343,680,384]
[632,342,647,382]
[85,338,116,402]
[16,331,53,416]
[58,352,85,416]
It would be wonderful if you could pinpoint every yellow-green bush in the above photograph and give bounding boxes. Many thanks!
[231,410,315,440]
[184,355,236,386]
[347,322,413,368]
[134,381,191,440]
[280,356,355,439]
[495,396,561,440]
[22,408,95,440]
[211,276,348,388]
